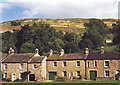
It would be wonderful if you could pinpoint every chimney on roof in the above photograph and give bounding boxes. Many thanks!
[49,49,53,56]
[34,48,40,56]
[100,46,104,54]
[85,48,89,56]
[8,47,14,55]
[60,49,64,56]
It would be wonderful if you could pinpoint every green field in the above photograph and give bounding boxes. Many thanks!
[4,81,119,85]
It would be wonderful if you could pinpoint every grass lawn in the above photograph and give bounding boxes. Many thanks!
[4,81,119,85]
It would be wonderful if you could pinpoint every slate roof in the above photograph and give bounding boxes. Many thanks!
[2,53,34,63]
[29,56,45,63]
[47,53,86,61]
[0,52,8,61]
[86,52,120,60]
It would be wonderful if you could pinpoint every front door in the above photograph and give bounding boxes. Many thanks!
[90,71,97,80]
[29,74,35,81]
[49,72,57,80]
[11,74,15,81]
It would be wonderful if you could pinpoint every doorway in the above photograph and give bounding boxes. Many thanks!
[49,72,57,80]
[29,74,35,81]
[90,71,97,80]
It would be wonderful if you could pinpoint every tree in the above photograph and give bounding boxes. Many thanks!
[79,19,108,50]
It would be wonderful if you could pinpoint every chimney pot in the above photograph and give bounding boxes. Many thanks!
[34,48,40,56]
[49,49,53,56]
[60,49,64,56]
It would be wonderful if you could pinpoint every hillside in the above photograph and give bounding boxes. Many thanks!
[1,18,118,34]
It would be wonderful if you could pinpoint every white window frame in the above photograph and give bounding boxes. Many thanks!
[94,61,97,67]
[33,64,37,69]
[3,73,7,78]
[20,64,24,69]
[104,60,109,67]
[53,62,57,67]
[19,73,22,79]
[76,71,80,77]
[4,64,7,70]
[76,61,80,67]
[104,70,110,77]
[62,61,66,67]
[62,71,67,77]
[87,62,89,67]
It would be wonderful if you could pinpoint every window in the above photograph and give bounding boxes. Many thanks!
[94,61,97,67]
[76,71,80,77]
[76,61,80,67]
[19,73,22,79]
[87,62,89,67]
[20,64,24,69]
[33,64,37,69]
[62,71,67,77]
[53,62,57,67]
[63,61,66,67]
[104,61,109,67]
[4,64,7,69]
[105,71,109,77]
[3,73,7,78]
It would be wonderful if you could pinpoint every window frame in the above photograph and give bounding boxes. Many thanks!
[94,61,97,67]
[3,73,7,78]
[62,71,67,77]
[19,73,22,79]
[33,64,37,69]
[20,64,24,69]
[4,64,7,70]
[62,61,66,67]
[53,62,57,67]
[76,61,80,67]
[104,70,110,77]
[76,71,80,77]
[104,60,109,67]
[87,62,89,67]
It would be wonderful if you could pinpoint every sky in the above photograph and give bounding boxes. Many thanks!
[0,0,119,22]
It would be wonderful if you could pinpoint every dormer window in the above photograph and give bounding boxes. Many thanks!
[104,61,109,67]
[20,64,24,69]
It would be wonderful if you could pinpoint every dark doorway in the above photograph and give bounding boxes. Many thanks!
[29,74,35,81]
[90,71,97,80]
[49,72,57,80]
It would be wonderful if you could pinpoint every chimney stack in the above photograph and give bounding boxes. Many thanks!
[60,49,64,56]
[49,49,53,56]
[8,47,14,55]
[100,46,104,54]
[34,48,40,56]
[85,48,89,56]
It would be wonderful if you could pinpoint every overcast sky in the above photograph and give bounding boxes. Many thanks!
[0,0,119,22]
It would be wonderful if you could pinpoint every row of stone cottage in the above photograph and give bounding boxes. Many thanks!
[1,47,120,81]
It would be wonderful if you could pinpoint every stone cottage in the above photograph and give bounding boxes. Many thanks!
[2,48,47,81]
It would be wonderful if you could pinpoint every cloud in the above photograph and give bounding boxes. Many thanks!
[1,0,119,19]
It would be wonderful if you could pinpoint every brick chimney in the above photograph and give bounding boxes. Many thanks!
[100,46,104,54]
[8,47,14,55]
[49,49,53,56]
[60,49,64,56]
[34,48,40,56]
[85,48,89,56]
